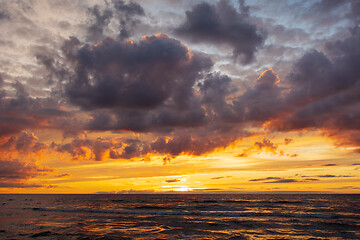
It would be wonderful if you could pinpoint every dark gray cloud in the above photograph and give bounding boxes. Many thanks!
[62,34,213,132]
[313,0,348,12]
[351,0,360,24]
[86,0,145,42]
[175,0,266,64]
[0,10,10,21]
[66,35,211,110]
[232,68,287,123]
[198,72,233,119]
[112,0,145,40]
[86,5,113,42]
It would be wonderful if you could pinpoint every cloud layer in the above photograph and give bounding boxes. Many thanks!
[0,0,359,191]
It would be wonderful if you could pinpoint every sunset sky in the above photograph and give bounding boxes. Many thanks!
[1,0,359,194]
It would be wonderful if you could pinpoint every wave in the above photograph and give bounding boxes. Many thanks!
[31,207,360,219]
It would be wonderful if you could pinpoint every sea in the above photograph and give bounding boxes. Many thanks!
[0,194,359,239]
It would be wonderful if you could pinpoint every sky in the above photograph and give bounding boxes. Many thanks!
[0,0,359,194]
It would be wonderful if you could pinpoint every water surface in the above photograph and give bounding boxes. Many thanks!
[0,194,359,239]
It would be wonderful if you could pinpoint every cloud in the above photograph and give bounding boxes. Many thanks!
[0,80,68,137]
[238,137,283,157]
[0,158,51,188]
[351,1,360,24]
[254,138,277,152]
[249,176,318,183]
[322,164,337,167]
[86,1,145,42]
[14,26,360,162]
[51,124,249,161]
[316,175,352,178]
[330,186,360,190]
[0,10,10,21]
[175,0,266,64]
[303,178,319,181]
[63,34,212,132]
[249,177,281,182]
[0,132,46,154]
[55,173,70,178]
[211,176,231,180]
[267,179,298,183]
[2,0,360,173]
[86,5,113,43]
[0,182,43,188]
[165,179,181,183]
[52,137,123,161]
[0,159,46,180]
[232,68,287,123]
[112,0,145,40]
[54,33,253,159]
[266,27,360,152]
[284,138,293,145]
[0,131,53,188]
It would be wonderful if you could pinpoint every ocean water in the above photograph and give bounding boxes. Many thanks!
[0,194,359,239]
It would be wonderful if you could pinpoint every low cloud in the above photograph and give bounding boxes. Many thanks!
[0,132,46,154]
[322,164,337,167]
[284,138,293,145]
[0,158,52,188]
[249,176,318,183]
[211,176,232,180]
[249,177,281,182]
[165,179,181,183]
[55,173,70,178]
[316,175,353,178]
[238,138,283,157]
[52,137,123,161]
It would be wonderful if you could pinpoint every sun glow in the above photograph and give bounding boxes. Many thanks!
[171,186,192,192]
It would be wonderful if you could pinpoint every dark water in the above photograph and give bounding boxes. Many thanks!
[0,194,359,239]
